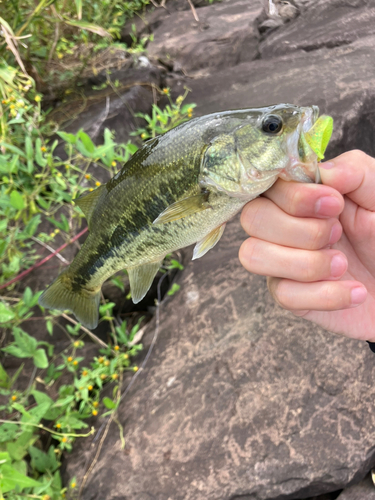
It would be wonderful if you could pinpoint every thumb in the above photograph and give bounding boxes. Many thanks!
[319,150,375,211]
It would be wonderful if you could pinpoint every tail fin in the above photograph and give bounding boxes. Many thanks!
[38,273,100,330]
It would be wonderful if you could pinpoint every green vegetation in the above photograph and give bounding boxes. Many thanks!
[0,0,152,91]
[0,1,197,496]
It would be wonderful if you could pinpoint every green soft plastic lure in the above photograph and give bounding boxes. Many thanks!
[304,115,334,160]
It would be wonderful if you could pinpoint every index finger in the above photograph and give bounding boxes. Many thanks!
[319,150,375,211]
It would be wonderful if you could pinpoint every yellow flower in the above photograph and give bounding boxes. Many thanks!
[92,410,98,416]
[100,374,106,380]
[62,436,68,443]
[111,161,116,167]
[49,232,55,238]
[187,107,193,114]
[88,385,93,391]
[9,104,15,109]
[89,188,94,192]
[82,370,88,376]
[65,164,70,169]
[34,95,41,102]
[141,133,147,139]
[11,395,17,401]
[74,341,80,347]
[85,174,91,180]
[55,229,60,234]
[67,356,73,362]
[98,357,104,363]
[176,96,183,105]
[95,181,101,187]
[133,366,139,372]
[123,353,129,360]
[56,423,61,428]
[73,360,78,366]
[93,401,99,407]
[1,99,8,104]
[114,345,120,351]
[112,373,118,380]
[71,482,76,489]
[162,88,169,94]
[104,360,110,366]
[41,146,47,152]
[42,495,51,500]
[57,53,63,59]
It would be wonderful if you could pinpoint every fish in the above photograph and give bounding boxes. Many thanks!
[38,104,333,329]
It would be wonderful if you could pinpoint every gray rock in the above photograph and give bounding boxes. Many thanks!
[147,0,262,75]
[259,0,375,58]
[337,474,375,499]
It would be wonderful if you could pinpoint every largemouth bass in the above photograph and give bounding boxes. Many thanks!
[39,104,333,329]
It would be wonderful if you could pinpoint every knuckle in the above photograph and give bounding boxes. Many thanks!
[299,254,319,281]
[288,186,305,215]
[307,221,328,249]
[240,200,263,234]
[320,284,346,309]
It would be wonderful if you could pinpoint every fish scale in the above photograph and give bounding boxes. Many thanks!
[39,105,333,329]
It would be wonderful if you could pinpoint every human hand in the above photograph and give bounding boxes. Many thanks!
[239,150,375,342]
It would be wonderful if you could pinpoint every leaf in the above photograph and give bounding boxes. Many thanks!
[23,287,33,307]
[0,302,15,323]
[57,131,77,144]
[10,191,25,210]
[25,136,33,160]
[102,397,116,410]
[0,142,26,157]
[0,423,20,443]
[0,463,40,493]
[13,327,37,356]
[29,446,52,473]
[0,363,10,389]
[62,17,112,38]
[75,0,82,19]
[167,283,180,296]
[24,214,41,237]
[46,320,53,335]
[33,349,48,369]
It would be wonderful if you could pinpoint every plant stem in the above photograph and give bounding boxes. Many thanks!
[0,227,88,290]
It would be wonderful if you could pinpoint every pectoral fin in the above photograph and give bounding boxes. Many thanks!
[128,258,164,304]
[74,185,105,228]
[153,192,210,225]
[192,223,226,260]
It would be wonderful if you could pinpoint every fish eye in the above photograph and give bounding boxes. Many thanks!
[262,115,283,134]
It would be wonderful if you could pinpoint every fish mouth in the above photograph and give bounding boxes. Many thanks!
[285,106,333,184]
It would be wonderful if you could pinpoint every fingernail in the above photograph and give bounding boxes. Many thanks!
[330,254,347,277]
[350,287,367,306]
[320,161,335,169]
[315,196,342,216]
[329,222,342,245]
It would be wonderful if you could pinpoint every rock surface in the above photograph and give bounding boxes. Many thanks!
[147,0,262,75]
[64,0,375,499]
[337,474,375,499]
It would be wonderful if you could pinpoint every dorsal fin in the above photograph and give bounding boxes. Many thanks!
[74,185,105,227]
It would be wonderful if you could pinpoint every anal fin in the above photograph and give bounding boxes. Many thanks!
[128,258,164,304]
[153,192,210,225]
[192,223,226,260]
